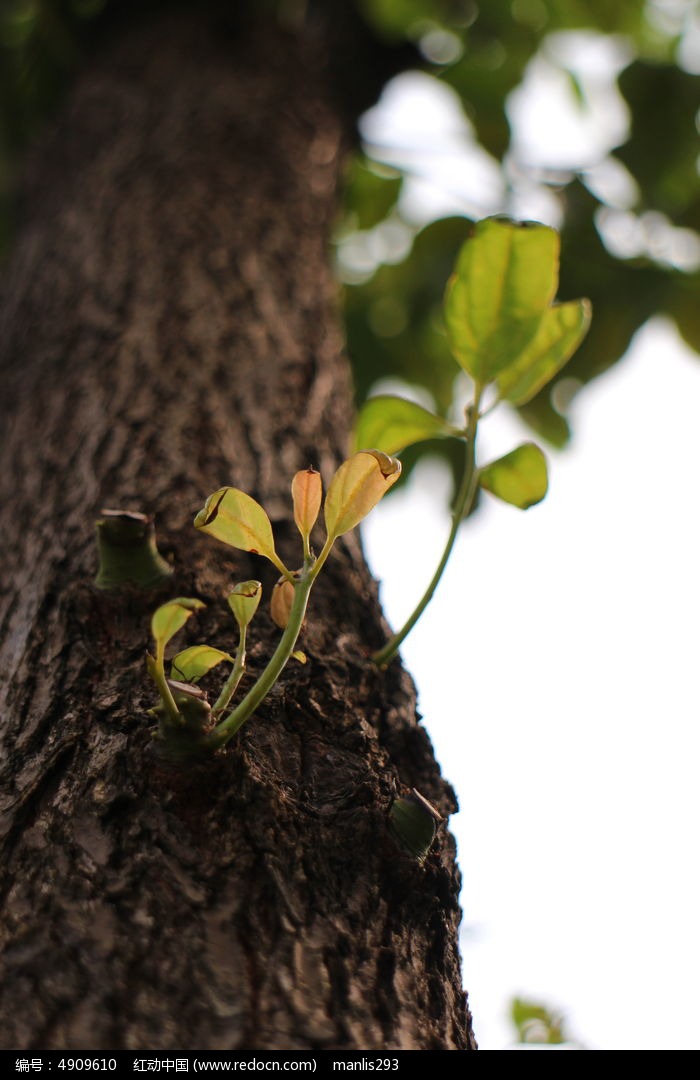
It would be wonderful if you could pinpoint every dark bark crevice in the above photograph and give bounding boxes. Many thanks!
[0,13,476,1051]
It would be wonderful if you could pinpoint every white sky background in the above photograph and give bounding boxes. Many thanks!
[355,25,700,1051]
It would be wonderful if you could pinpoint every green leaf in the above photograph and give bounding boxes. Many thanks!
[497,299,592,406]
[479,443,548,509]
[324,450,402,540]
[444,218,559,383]
[151,598,205,652]
[194,488,282,570]
[170,645,233,683]
[353,395,457,455]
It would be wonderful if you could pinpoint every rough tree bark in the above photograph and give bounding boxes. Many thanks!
[0,11,476,1051]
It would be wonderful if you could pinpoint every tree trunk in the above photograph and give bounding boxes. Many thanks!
[0,12,476,1051]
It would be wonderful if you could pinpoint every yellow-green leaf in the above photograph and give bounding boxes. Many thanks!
[151,598,205,651]
[353,395,456,455]
[170,645,233,683]
[497,299,592,406]
[227,580,262,630]
[479,443,548,509]
[194,488,281,568]
[324,450,402,540]
[444,218,559,383]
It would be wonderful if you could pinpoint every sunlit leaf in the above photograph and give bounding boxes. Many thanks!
[497,299,592,406]
[444,218,559,383]
[170,645,233,683]
[324,450,402,540]
[291,468,322,541]
[151,598,205,652]
[479,443,548,509]
[227,580,262,631]
[194,488,281,568]
[353,395,457,454]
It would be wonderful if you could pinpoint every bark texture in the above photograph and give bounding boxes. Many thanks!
[0,13,476,1051]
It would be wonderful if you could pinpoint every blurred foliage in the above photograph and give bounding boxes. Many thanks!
[341,0,700,461]
[343,156,403,230]
[0,0,107,248]
[510,995,577,1046]
[618,60,700,220]
[344,214,467,413]
[0,0,699,457]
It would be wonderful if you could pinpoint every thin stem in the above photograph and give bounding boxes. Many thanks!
[373,386,483,668]
[211,626,247,717]
[204,565,314,750]
[309,534,334,581]
[302,528,312,564]
[270,552,296,585]
[150,648,180,723]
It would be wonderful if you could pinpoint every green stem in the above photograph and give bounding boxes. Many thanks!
[204,565,314,750]
[270,552,296,585]
[309,535,334,581]
[373,387,483,668]
[211,626,247,717]
[150,647,180,723]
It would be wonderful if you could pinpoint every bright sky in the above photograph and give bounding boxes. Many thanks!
[358,33,700,1051]
[364,319,700,1050]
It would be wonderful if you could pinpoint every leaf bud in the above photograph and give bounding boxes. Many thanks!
[270,576,296,630]
[292,467,322,542]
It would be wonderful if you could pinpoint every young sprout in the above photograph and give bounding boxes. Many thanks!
[148,452,400,756]
[147,597,207,732]
[209,580,262,718]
